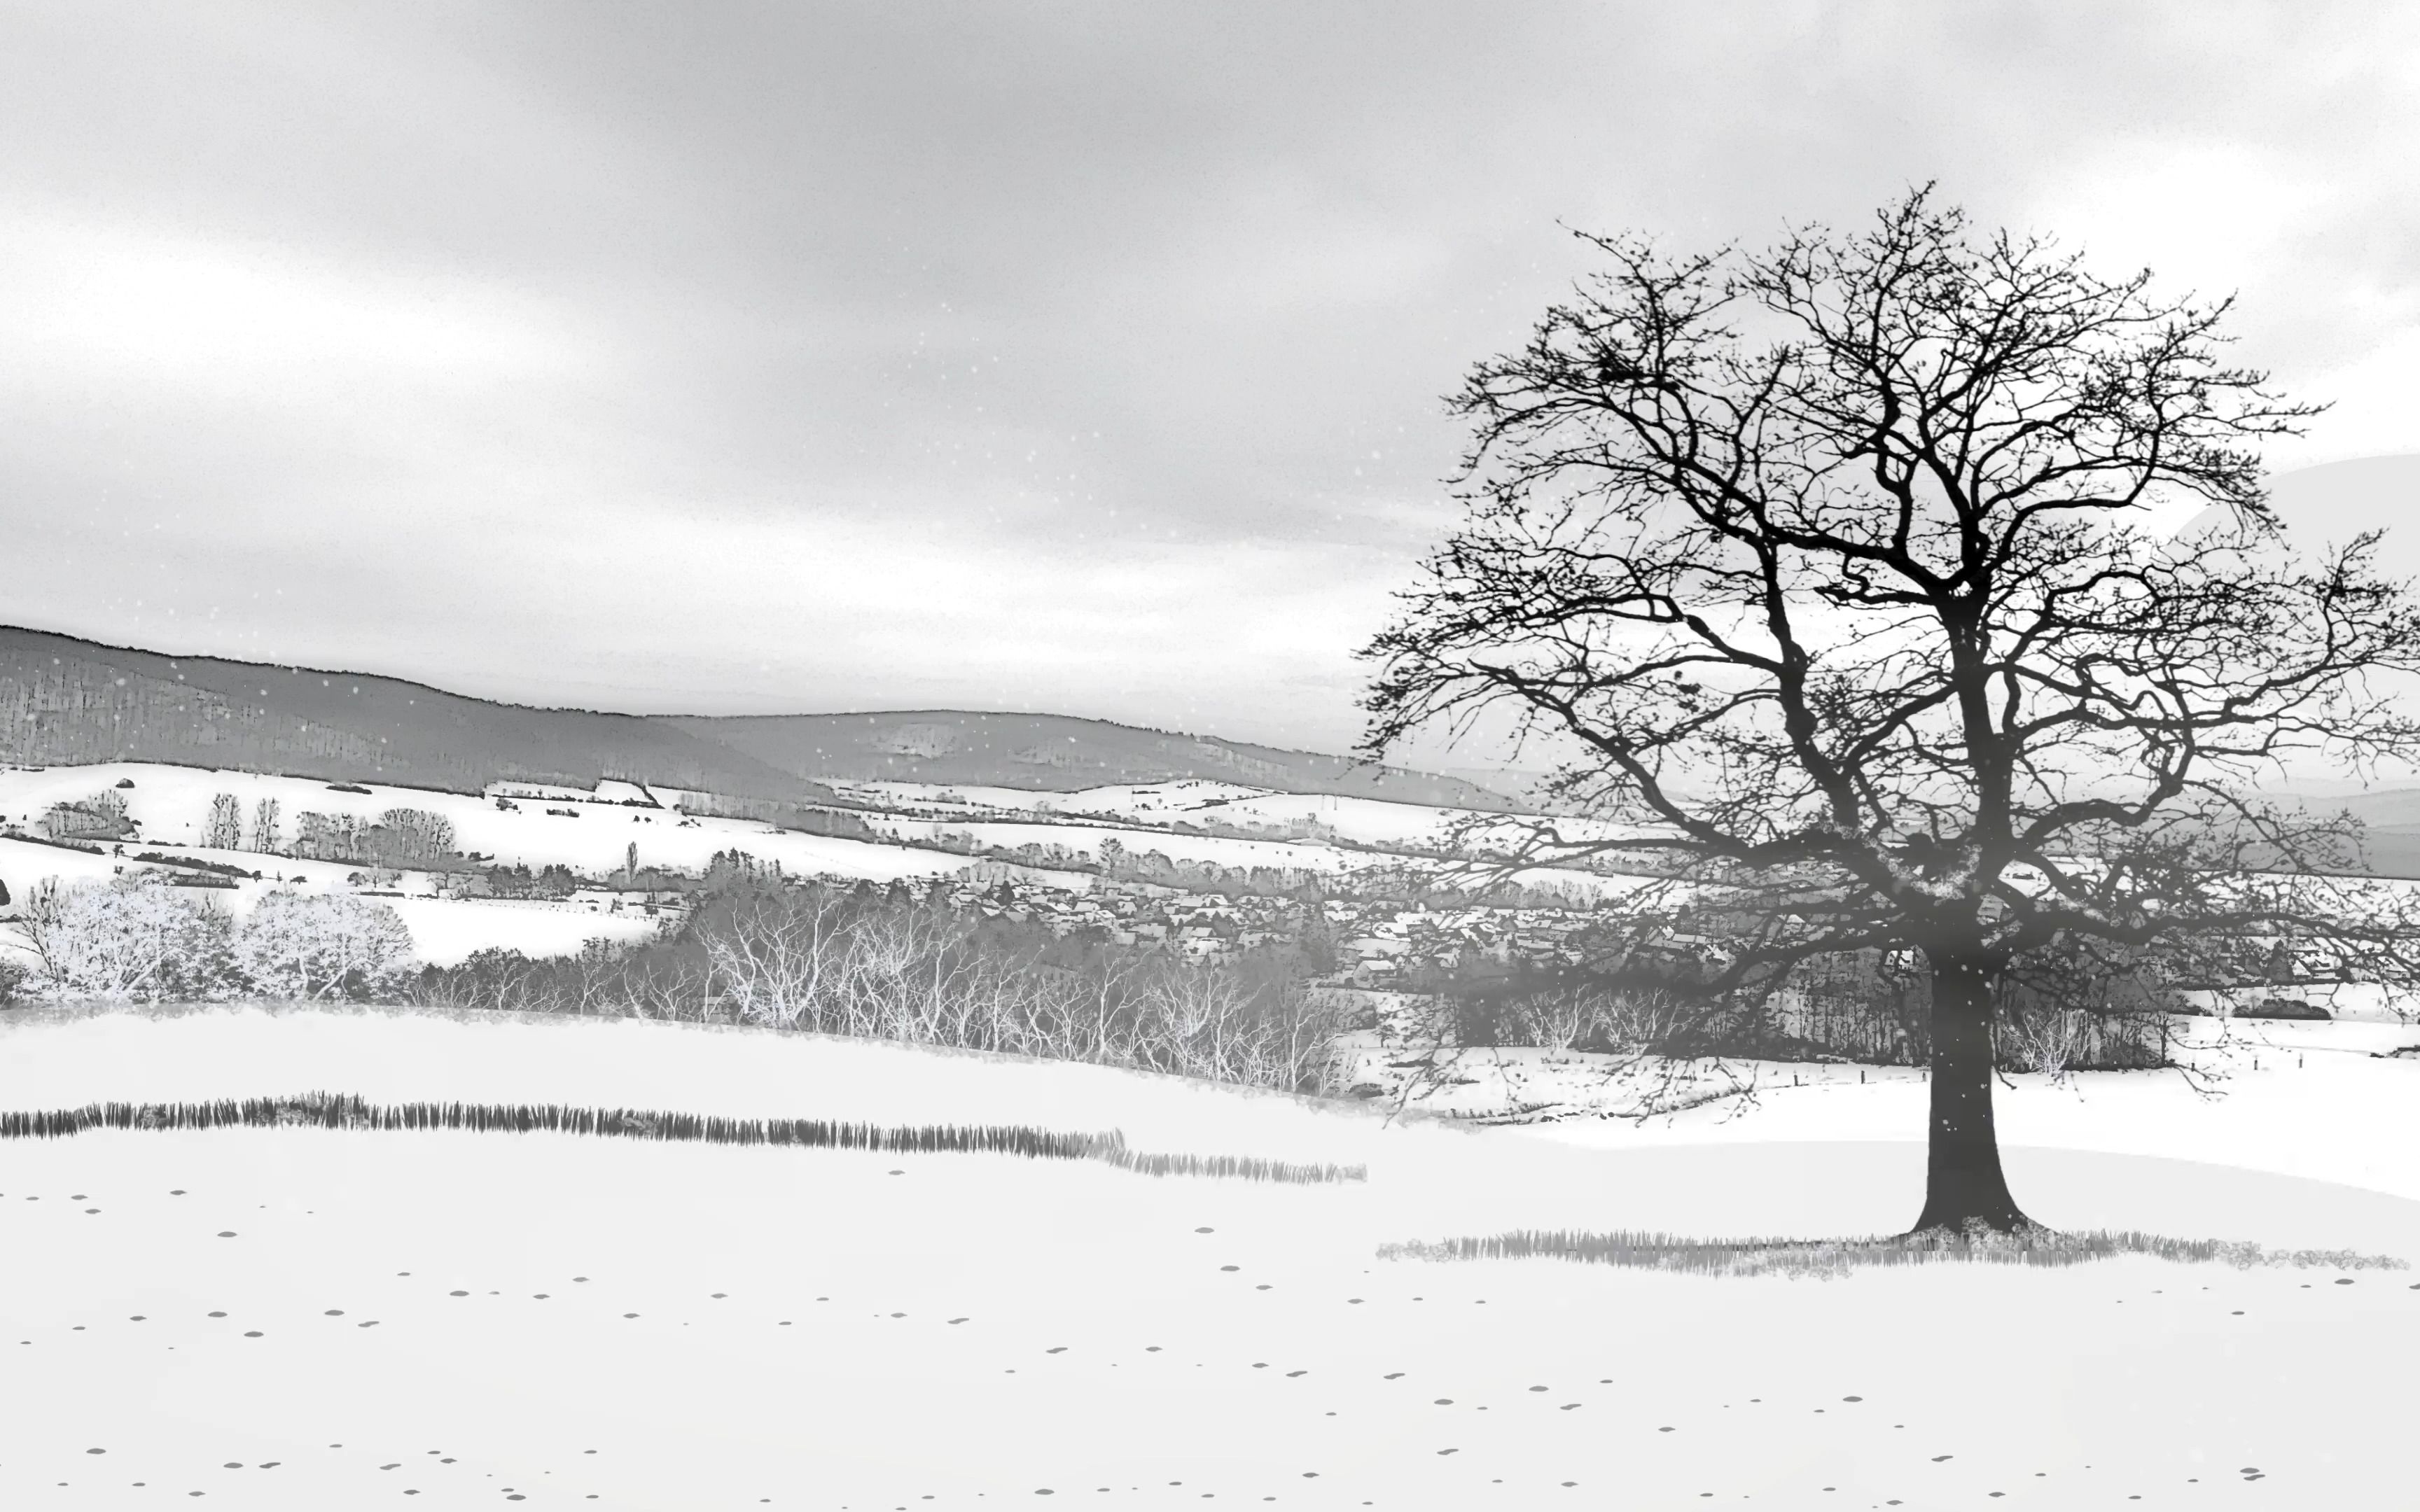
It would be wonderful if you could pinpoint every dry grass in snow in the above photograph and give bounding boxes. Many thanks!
[1381,1225,2410,1280]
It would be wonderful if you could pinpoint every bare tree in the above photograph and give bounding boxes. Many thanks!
[374,807,457,864]
[205,793,245,850]
[250,797,282,854]
[1360,187,2420,1236]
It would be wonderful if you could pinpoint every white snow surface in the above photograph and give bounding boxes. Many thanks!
[1,1004,2417,1508]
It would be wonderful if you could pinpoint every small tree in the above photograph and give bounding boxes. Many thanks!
[293,811,361,862]
[1361,188,2420,1237]
[373,807,457,864]
[205,793,245,850]
[42,789,134,843]
[250,797,282,854]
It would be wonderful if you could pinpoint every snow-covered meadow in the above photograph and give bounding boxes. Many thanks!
[4,1003,2419,1509]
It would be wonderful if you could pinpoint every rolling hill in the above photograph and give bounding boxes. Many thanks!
[0,626,1522,810]
[0,626,821,802]
[664,710,1522,809]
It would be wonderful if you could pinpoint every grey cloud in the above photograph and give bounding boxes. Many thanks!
[1,1,2415,756]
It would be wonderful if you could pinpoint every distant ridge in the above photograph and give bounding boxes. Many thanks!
[0,626,1525,810]
[666,710,1523,810]
[0,625,820,800]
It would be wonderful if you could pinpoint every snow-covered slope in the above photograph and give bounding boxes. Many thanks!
[1,1004,2416,1508]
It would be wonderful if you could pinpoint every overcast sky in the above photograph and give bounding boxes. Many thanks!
[4,2,2418,762]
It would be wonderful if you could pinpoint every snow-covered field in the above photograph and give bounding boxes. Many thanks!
[3,1004,2418,1508]
[0,762,1048,895]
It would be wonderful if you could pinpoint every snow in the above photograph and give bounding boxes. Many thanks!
[0,762,1020,888]
[0,833,121,888]
[381,896,662,966]
[0,1003,2415,1508]
[1340,1014,2420,1205]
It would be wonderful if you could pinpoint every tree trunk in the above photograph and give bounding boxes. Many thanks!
[1907,953,2033,1235]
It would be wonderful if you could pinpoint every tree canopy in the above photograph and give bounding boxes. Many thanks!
[1361,187,2420,1233]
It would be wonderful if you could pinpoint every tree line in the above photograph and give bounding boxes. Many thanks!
[409,876,1354,1094]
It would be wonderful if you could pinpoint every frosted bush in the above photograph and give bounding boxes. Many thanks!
[233,888,416,1001]
[22,876,234,1000]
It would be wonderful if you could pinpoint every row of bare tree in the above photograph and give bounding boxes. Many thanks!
[408,882,1354,1094]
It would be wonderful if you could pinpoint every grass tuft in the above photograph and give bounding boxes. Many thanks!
[0,1092,1365,1185]
[1378,1226,2412,1279]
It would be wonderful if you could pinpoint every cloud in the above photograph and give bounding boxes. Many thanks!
[1,0,2415,756]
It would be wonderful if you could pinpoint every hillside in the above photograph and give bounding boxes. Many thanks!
[667,710,1522,809]
[0,628,1523,811]
[0,626,826,802]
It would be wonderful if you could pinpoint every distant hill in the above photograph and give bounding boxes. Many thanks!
[0,626,1527,811]
[0,626,821,801]
[665,711,1524,810]
[2290,787,2420,830]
